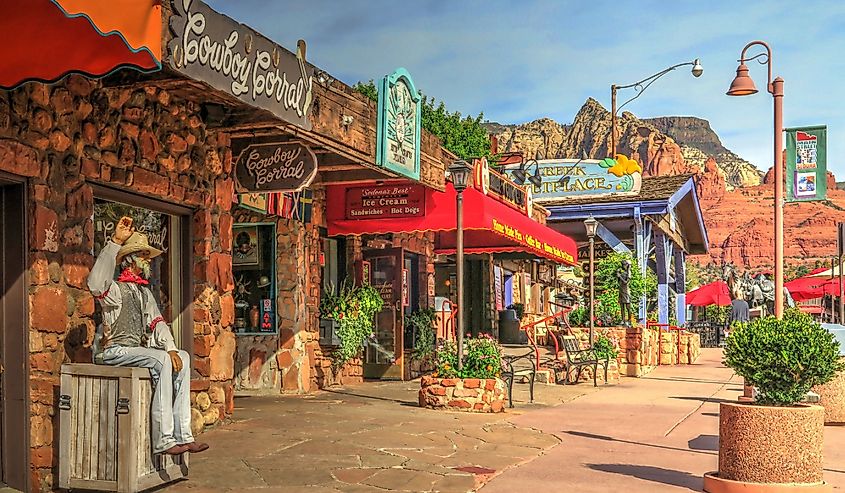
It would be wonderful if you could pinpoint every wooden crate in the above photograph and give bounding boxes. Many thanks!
[58,363,189,492]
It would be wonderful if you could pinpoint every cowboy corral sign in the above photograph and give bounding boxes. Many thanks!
[167,0,314,130]
[235,142,317,193]
[377,68,421,181]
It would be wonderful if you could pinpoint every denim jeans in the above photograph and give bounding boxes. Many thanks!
[101,346,193,454]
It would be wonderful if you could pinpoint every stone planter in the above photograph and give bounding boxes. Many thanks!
[704,402,830,492]
[812,363,845,425]
[418,375,506,413]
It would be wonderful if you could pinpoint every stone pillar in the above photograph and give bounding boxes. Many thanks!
[674,250,686,325]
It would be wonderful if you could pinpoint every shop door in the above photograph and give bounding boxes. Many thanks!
[363,248,404,380]
[0,182,28,490]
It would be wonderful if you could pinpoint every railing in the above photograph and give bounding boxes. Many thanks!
[518,305,576,370]
[439,300,456,341]
[646,321,686,365]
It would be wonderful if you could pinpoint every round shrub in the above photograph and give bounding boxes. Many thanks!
[724,308,845,406]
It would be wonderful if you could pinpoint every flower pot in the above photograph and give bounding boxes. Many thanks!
[418,376,506,413]
[704,402,829,492]
[812,361,845,425]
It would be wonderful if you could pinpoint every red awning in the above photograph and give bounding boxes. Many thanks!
[686,281,731,307]
[326,183,577,265]
[0,0,161,89]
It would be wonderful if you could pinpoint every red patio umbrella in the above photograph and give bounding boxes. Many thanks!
[785,275,842,302]
[686,281,731,307]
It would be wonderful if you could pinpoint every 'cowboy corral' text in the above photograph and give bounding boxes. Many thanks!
[245,146,305,186]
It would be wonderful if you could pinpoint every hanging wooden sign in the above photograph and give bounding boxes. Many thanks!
[235,142,317,193]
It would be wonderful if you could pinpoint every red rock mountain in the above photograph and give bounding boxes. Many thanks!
[485,99,844,270]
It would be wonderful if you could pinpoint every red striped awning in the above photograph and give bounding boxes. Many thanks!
[326,183,577,265]
[0,0,161,89]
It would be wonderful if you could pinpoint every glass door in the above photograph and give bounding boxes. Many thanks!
[363,247,404,379]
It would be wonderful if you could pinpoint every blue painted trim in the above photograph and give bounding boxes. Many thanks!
[547,200,669,220]
[596,223,630,254]
[376,68,421,181]
[666,177,709,251]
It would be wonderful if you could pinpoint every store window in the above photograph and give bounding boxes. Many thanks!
[232,223,277,335]
[93,196,187,347]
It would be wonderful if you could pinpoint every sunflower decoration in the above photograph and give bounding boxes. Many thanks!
[387,84,416,150]
[598,154,642,192]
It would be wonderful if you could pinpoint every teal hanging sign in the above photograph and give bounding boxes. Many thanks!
[376,68,421,181]
[786,125,827,202]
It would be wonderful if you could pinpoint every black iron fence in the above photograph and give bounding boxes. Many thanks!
[685,321,725,348]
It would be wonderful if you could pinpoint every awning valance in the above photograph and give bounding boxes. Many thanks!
[0,0,161,89]
[326,183,577,265]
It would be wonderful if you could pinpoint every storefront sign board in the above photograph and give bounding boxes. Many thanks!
[167,0,314,130]
[490,218,575,265]
[344,184,426,220]
[235,141,317,193]
[494,266,504,311]
[786,125,827,202]
[507,157,642,203]
[377,68,421,181]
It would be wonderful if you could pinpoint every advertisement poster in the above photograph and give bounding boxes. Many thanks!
[494,266,504,311]
[786,125,827,202]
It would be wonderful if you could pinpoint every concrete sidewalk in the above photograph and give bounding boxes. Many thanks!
[481,348,845,492]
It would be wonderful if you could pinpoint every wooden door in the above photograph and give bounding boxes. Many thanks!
[0,181,28,490]
[363,248,404,379]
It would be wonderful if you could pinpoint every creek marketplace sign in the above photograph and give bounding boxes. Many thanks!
[167,0,314,130]
[507,156,643,203]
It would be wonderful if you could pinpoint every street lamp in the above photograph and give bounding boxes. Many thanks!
[584,215,599,346]
[512,159,543,188]
[610,58,703,157]
[726,40,784,319]
[448,159,473,370]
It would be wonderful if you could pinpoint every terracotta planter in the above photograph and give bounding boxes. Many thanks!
[812,365,845,425]
[418,376,506,413]
[704,402,829,492]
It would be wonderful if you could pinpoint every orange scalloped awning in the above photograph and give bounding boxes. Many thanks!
[0,0,161,89]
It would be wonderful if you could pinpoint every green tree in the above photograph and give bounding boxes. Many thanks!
[594,252,655,325]
[353,80,491,160]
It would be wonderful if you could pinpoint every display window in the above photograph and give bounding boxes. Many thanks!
[93,195,188,347]
[232,223,277,335]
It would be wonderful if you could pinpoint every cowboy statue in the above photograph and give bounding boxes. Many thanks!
[617,259,633,326]
[87,216,208,456]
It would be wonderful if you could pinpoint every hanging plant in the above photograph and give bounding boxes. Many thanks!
[320,279,384,368]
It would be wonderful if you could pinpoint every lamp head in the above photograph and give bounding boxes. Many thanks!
[691,58,703,78]
[581,149,589,161]
[584,215,599,238]
[511,167,527,185]
[448,159,473,192]
[726,63,758,96]
[528,167,542,188]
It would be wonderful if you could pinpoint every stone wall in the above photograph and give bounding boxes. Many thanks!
[419,376,506,412]
[0,76,236,491]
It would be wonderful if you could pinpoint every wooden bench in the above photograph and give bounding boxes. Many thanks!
[58,363,188,492]
[560,335,608,387]
[500,347,537,408]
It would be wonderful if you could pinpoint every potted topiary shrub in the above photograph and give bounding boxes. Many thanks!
[319,280,384,369]
[407,308,437,378]
[418,334,507,413]
[704,308,844,492]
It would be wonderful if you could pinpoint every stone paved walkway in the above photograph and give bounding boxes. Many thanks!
[161,376,595,492]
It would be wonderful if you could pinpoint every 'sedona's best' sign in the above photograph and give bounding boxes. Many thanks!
[235,142,317,193]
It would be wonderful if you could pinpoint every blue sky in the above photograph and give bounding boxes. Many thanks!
[207,0,845,178]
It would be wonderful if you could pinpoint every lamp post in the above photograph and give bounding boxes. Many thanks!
[611,59,703,157]
[726,40,784,319]
[584,215,599,346]
[448,159,473,370]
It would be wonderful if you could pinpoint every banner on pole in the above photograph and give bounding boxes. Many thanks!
[786,125,827,202]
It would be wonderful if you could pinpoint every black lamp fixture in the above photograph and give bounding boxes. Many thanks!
[513,159,543,187]
[448,159,473,192]
[558,150,590,184]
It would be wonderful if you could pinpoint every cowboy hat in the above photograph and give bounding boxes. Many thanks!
[117,232,163,261]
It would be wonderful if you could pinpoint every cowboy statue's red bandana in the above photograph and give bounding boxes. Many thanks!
[117,268,149,285]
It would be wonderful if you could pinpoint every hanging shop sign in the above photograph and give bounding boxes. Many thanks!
[235,141,317,193]
[786,125,827,202]
[344,183,426,220]
[377,68,422,181]
[494,266,504,311]
[506,156,642,203]
[473,159,531,214]
[167,0,314,130]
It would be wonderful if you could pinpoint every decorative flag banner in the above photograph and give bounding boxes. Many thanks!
[786,125,827,202]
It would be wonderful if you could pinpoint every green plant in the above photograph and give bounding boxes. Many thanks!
[353,80,491,160]
[408,308,437,363]
[568,306,588,327]
[592,333,619,361]
[724,308,845,406]
[319,279,384,368]
[433,335,502,379]
[595,252,655,325]
[507,303,525,320]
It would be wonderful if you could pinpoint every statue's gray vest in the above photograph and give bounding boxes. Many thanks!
[94,282,148,363]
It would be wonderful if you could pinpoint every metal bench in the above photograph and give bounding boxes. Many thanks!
[560,335,608,387]
[500,347,536,408]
